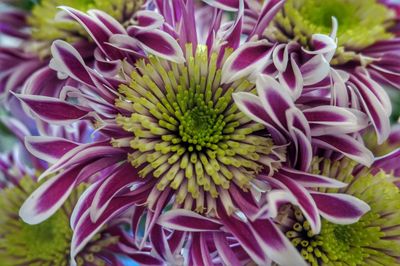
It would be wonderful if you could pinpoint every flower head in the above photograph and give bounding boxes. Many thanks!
[270,0,395,64]
[278,156,400,265]
[0,150,126,266]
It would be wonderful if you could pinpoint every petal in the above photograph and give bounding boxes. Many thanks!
[351,72,391,144]
[19,166,81,225]
[250,219,307,266]
[25,136,79,164]
[134,10,165,29]
[134,29,185,63]
[58,6,114,56]
[15,94,90,124]
[127,252,164,266]
[221,40,274,84]
[232,92,286,143]
[87,9,126,34]
[277,174,321,233]
[311,192,370,224]
[157,209,222,232]
[300,54,330,85]
[256,74,295,131]
[304,106,368,136]
[202,0,240,11]
[218,209,268,265]
[280,167,347,188]
[90,163,138,222]
[213,233,242,266]
[71,197,134,264]
[251,0,285,37]
[278,54,303,100]
[313,134,374,167]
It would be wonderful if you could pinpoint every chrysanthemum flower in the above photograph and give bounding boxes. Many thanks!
[0,146,128,266]
[16,1,376,265]
[277,155,400,265]
[0,0,146,103]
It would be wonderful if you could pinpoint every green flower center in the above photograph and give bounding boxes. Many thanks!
[270,0,395,64]
[281,158,400,266]
[115,44,283,212]
[0,176,117,265]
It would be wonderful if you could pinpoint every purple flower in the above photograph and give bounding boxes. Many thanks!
[14,1,379,265]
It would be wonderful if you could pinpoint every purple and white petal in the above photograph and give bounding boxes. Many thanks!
[158,209,222,232]
[313,134,374,167]
[25,136,79,164]
[16,94,90,125]
[221,40,274,84]
[134,29,185,63]
[311,192,370,224]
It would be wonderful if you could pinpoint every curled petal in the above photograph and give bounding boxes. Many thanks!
[280,167,347,188]
[250,219,307,266]
[16,94,90,124]
[19,167,81,225]
[300,54,330,86]
[134,10,165,29]
[311,192,370,224]
[158,209,222,232]
[304,106,368,136]
[278,54,303,100]
[256,74,295,131]
[221,40,274,84]
[134,29,185,63]
[202,0,239,11]
[25,136,79,164]
[313,134,374,167]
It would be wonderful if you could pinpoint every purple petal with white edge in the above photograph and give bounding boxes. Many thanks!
[351,73,391,144]
[372,148,400,174]
[25,136,79,164]
[278,54,303,100]
[256,74,295,131]
[134,10,164,29]
[202,0,239,11]
[190,233,214,266]
[90,163,138,222]
[15,94,90,125]
[251,0,285,38]
[38,142,124,180]
[313,134,374,167]
[304,106,368,136]
[70,180,101,230]
[221,40,274,84]
[134,29,185,63]
[87,9,126,34]
[305,33,337,62]
[331,69,350,107]
[255,189,297,220]
[19,166,81,225]
[250,219,307,266]
[276,173,321,233]
[108,34,144,58]
[58,6,114,56]
[71,197,134,265]
[218,208,268,265]
[150,224,174,262]
[311,192,370,224]
[290,127,313,171]
[272,43,288,72]
[232,92,287,143]
[300,54,330,85]
[213,233,242,266]
[50,40,97,87]
[157,209,222,232]
[280,167,347,188]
